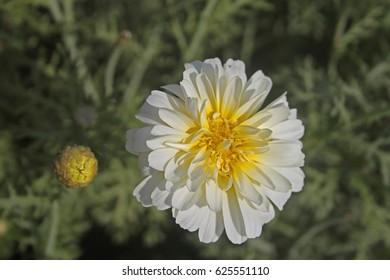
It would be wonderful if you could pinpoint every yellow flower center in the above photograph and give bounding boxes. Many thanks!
[199,112,249,176]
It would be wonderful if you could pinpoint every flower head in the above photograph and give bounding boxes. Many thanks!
[126,58,304,244]
[54,145,98,188]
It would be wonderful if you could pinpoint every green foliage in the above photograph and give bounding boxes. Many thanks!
[0,0,389,259]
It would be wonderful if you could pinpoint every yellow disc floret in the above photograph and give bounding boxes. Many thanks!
[198,112,248,177]
[54,145,98,188]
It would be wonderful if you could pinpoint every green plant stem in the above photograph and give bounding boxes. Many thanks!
[307,107,390,152]
[288,218,345,259]
[240,16,257,62]
[105,45,124,97]
[167,0,188,54]
[121,27,162,114]
[45,200,59,258]
[0,196,42,210]
[328,8,349,80]
[49,0,100,104]
[183,0,219,61]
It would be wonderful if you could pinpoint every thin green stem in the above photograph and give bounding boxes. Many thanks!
[240,16,257,62]
[48,0,100,104]
[307,107,390,152]
[105,45,124,97]
[288,218,345,259]
[49,0,62,21]
[121,27,162,114]
[183,0,219,61]
[0,196,42,209]
[167,0,188,53]
[45,200,60,259]
[328,8,349,80]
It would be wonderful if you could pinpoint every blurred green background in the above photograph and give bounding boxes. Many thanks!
[1,0,390,259]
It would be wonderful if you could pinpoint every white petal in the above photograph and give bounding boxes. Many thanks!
[221,76,242,118]
[151,185,171,210]
[175,204,205,232]
[136,90,186,125]
[171,186,202,211]
[125,127,152,155]
[198,209,224,243]
[239,162,272,188]
[196,73,217,110]
[273,167,305,192]
[148,148,178,171]
[203,58,223,77]
[146,134,184,150]
[234,91,268,122]
[233,166,263,205]
[185,60,203,72]
[205,179,223,212]
[148,90,184,111]
[180,79,199,99]
[138,152,150,176]
[253,197,276,224]
[222,188,247,244]
[165,176,186,192]
[233,126,271,139]
[245,70,266,87]
[224,59,247,85]
[259,141,304,167]
[239,111,272,127]
[289,108,297,119]
[237,194,263,238]
[216,74,228,111]
[161,84,186,100]
[260,187,292,210]
[237,140,269,154]
[136,102,163,125]
[266,92,288,108]
[133,172,164,207]
[159,142,191,152]
[191,146,209,164]
[260,104,291,128]
[271,119,305,141]
[201,62,218,92]
[172,208,178,218]
[187,176,206,192]
[187,161,208,186]
[165,156,189,182]
[202,58,224,106]
[187,148,210,183]
[257,165,292,192]
[217,174,233,191]
[184,97,199,123]
[158,108,195,131]
[150,125,183,136]
[242,71,272,103]
[198,99,208,127]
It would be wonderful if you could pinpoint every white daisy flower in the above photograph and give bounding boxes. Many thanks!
[126,58,305,244]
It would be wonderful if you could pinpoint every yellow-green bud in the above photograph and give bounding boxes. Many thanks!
[54,145,98,188]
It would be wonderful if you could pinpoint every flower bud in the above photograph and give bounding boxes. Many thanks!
[54,145,98,188]
[118,30,132,44]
